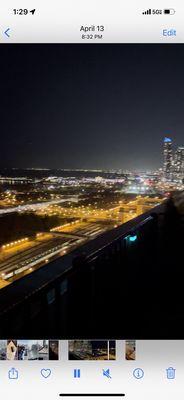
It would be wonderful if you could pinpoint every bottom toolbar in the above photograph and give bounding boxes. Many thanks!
[0,340,183,399]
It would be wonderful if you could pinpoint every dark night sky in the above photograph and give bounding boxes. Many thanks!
[0,44,184,170]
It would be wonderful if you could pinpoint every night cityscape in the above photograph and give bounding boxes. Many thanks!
[0,142,183,287]
[0,44,183,338]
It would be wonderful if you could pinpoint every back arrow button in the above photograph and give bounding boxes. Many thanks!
[4,28,10,38]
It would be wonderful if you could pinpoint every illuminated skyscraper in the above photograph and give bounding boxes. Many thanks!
[173,146,184,180]
[163,137,173,180]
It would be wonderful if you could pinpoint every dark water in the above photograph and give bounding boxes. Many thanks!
[0,168,125,180]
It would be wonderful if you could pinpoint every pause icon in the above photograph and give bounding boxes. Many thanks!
[74,369,81,378]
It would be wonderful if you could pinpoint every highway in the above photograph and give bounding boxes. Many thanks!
[0,196,78,215]
[0,195,163,285]
[55,222,110,237]
[0,236,79,279]
[0,222,111,281]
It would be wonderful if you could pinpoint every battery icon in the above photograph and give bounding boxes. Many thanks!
[164,8,175,15]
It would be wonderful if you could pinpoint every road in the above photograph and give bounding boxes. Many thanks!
[0,221,112,281]
[0,196,78,215]
[0,195,163,284]
[0,236,79,279]
[55,221,110,237]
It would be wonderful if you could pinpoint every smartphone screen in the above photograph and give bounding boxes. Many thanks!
[0,0,183,398]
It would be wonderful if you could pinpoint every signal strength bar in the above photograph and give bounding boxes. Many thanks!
[142,9,152,15]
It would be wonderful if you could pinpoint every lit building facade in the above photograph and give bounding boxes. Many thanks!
[173,146,184,181]
[163,137,173,180]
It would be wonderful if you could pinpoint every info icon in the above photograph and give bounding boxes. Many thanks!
[133,368,144,379]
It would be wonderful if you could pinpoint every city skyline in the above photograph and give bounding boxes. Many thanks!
[0,44,184,170]
[0,134,183,175]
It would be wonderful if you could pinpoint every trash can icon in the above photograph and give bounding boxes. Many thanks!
[166,367,176,379]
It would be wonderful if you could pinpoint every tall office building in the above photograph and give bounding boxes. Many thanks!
[173,146,184,180]
[163,137,173,180]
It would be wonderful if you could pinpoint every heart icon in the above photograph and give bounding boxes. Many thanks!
[41,369,51,378]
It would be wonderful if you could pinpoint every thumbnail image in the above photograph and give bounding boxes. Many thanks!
[68,340,116,360]
[7,340,18,361]
[109,340,116,360]
[0,340,7,360]
[49,340,59,360]
[125,340,136,360]
[17,340,49,360]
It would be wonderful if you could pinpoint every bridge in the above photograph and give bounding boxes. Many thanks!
[0,192,183,339]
